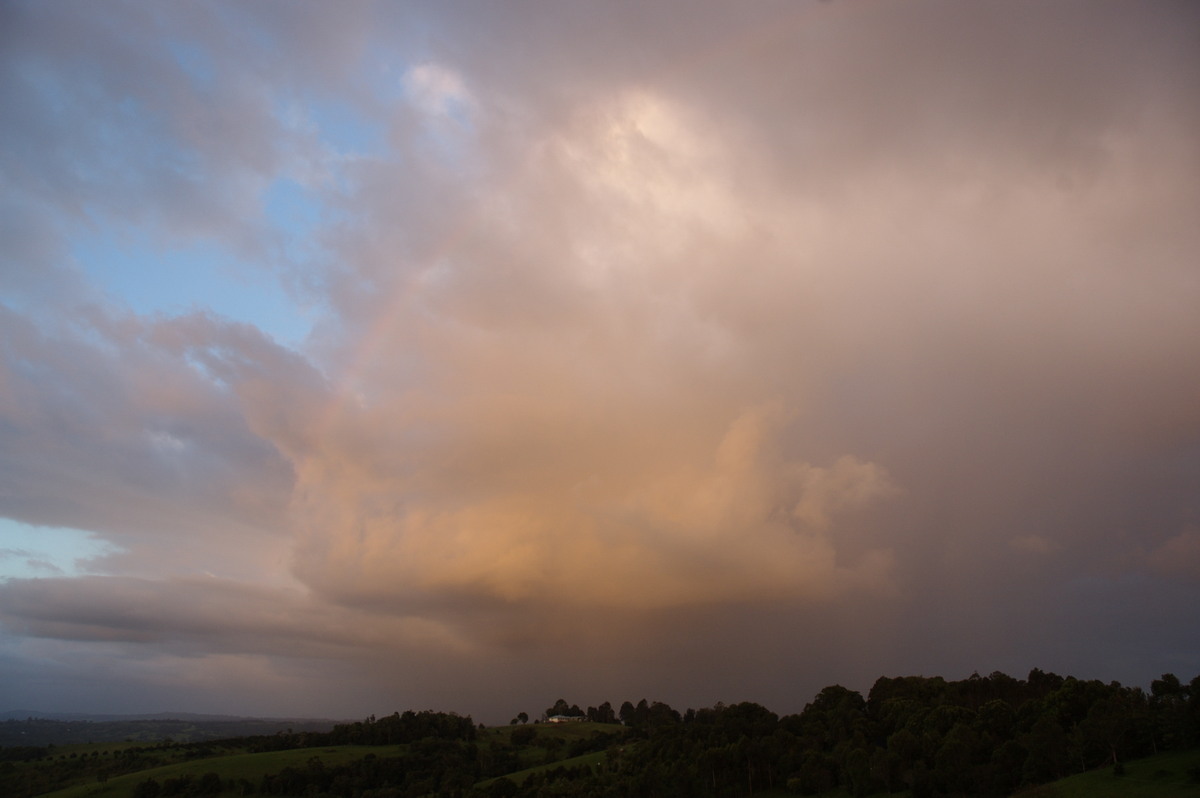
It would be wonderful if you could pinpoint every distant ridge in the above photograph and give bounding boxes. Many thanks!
[0,710,339,723]
[0,713,346,746]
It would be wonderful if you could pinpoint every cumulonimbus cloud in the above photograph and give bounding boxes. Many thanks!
[0,0,1197,719]
[289,402,899,612]
[272,87,904,615]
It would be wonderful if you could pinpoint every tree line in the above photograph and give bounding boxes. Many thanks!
[3,668,1198,797]
[497,669,1200,797]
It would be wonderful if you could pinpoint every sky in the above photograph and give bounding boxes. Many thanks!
[1,0,1198,724]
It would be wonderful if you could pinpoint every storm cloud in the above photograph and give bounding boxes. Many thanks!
[1,0,1197,722]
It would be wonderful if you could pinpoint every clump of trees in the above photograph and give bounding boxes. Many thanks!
[132,771,223,797]
[491,669,1200,797]
[320,709,477,746]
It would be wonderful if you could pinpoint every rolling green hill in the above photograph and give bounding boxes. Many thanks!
[1013,748,1200,798]
[5,726,1199,797]
[4,668,1199,796]
[4,718,631,797]
[38,745,387,798]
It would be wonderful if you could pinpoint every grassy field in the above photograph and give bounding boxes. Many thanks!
[1013,748,1200,797]
[486,721,629,774]
[38,745,391,798]
[475,749,610,789]
[24,721,630,798]
[16,725,1197,797]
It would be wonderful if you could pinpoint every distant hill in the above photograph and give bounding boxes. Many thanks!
[0,710,293,722]
[0,714,342,746]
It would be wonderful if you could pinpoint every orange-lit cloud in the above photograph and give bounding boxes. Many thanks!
[1,0,1197,721]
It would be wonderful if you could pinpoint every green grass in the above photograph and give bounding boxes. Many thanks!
[16,723,632,797]
[475,749,610,788]
[474,722,629,788]
[1013,748,1200,797]
[30,727,1193,798]
[39,745,392,798]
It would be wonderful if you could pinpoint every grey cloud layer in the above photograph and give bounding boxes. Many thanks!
[1,0,1197,719]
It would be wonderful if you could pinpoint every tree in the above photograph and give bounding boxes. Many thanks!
[845,747,872,798]
[932,724,979,795]
[544,699,572,721]
[647,701,682,727]
[1079,695,1133,767]
[869,747,898,794]
[975,698,1015,743]
[197,772,223,795]
[1150,672,1191,750]
[132,778,161,798]
[1021,715,1068,783]
[887,727,921,788]
[987,739,1027,796]
[510,725,537,746]
[517,712,528,725]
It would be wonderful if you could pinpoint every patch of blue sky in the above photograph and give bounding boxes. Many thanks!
[263,176,336,269]
[70,230,315,350]
[0,519,120,581]
[166,40,215,90]
[309,99,386,157]
[264,177,322,231]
